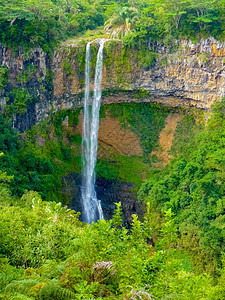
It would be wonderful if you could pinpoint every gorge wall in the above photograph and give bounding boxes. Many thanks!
[1,37,225,130]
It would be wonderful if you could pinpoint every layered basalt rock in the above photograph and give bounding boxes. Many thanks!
[1,37,225,131]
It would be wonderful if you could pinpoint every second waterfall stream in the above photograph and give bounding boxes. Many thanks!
[81,39,105,224]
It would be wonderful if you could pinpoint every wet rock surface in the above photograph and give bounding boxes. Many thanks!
[62,172,145,225]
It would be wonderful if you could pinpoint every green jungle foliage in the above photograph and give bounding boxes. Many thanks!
[1,188,225,299]
[1,0,225,52]
[138,100,225,273]
[0,109,81,203]
[2,99,225,298]
[0,66,8,92]
[6,88,34,115]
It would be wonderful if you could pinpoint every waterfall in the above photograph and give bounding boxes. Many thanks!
[81,39,105,224]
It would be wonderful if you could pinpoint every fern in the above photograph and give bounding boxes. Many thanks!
[5,279,77,300]
[5,279,40,294]
[38,279,77,300]
[39,260,65,280]
[10,294,33,300]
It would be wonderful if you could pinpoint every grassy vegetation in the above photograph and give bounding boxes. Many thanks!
[96,155,152,188]
[101,103,170,158]
[171,113,204,158]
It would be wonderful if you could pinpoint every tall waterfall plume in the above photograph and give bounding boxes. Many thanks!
[81,39,105,224]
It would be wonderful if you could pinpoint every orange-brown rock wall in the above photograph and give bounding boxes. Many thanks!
[1,37,225,130]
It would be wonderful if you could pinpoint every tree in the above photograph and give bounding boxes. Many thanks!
[160,0,189,29]
[104,6,139,38]
[190,0,219,30]
[0,0,35,25]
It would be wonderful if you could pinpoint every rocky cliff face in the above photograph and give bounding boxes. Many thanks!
[1,37,225,130]
[62,172,145,225]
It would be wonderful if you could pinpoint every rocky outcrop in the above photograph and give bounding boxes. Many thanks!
[1,37,225,130]
[62,172,145,225]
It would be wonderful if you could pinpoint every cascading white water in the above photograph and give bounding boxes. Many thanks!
[81,42,92,223]
[81,39,105,224]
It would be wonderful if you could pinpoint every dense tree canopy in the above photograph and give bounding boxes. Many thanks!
[0,0,225,51]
